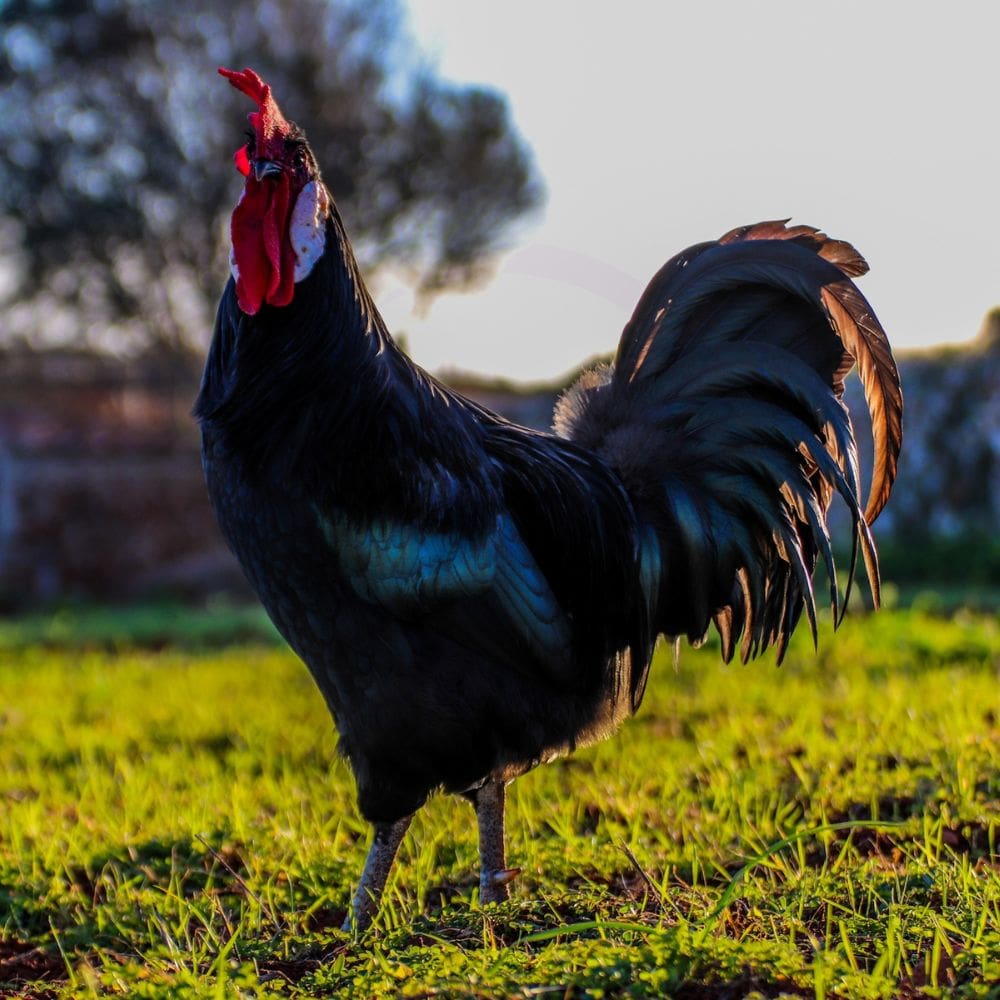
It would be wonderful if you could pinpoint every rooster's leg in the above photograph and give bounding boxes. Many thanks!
[472,776,520,905]
[343,815,412,934]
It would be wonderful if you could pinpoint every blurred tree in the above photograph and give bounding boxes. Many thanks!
[0,0,543,360]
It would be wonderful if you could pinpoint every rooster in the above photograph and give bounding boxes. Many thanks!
[196,67,902,933]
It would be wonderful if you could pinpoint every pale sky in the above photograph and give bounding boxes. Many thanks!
[374,1,1000,382]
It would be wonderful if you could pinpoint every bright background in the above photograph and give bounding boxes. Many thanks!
[376,1,1000,380]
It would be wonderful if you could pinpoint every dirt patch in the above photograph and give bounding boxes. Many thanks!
[672,972,810,999]
[0,939,65,993]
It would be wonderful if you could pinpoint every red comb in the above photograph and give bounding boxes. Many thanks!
[218,67,290,142]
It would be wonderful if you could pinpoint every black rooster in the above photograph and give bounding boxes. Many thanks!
[197,68,902,933]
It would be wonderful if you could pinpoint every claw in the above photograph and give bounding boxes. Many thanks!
[491,867,521,887]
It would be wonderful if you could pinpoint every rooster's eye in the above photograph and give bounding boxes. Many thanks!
[284,136,307,167]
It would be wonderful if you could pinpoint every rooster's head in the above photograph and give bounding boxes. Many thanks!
[219,67,330,316]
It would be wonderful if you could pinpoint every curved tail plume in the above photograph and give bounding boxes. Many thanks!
[556,221,903,670]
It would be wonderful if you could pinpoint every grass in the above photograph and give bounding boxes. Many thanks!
[0,603,998,997]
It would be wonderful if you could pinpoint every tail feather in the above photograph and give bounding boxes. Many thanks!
[718,219,870,277]
[820,281,902,523]
[555,220,902,666]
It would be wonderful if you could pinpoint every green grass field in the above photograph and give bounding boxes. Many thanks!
[0,604,998,998]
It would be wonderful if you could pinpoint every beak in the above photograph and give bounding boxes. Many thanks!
[253,159,283,182]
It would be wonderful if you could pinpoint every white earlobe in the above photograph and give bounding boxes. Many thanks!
[291,181,330,282]
[229,187,245,284]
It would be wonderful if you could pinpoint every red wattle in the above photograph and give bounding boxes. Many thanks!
[230,174,296,315]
